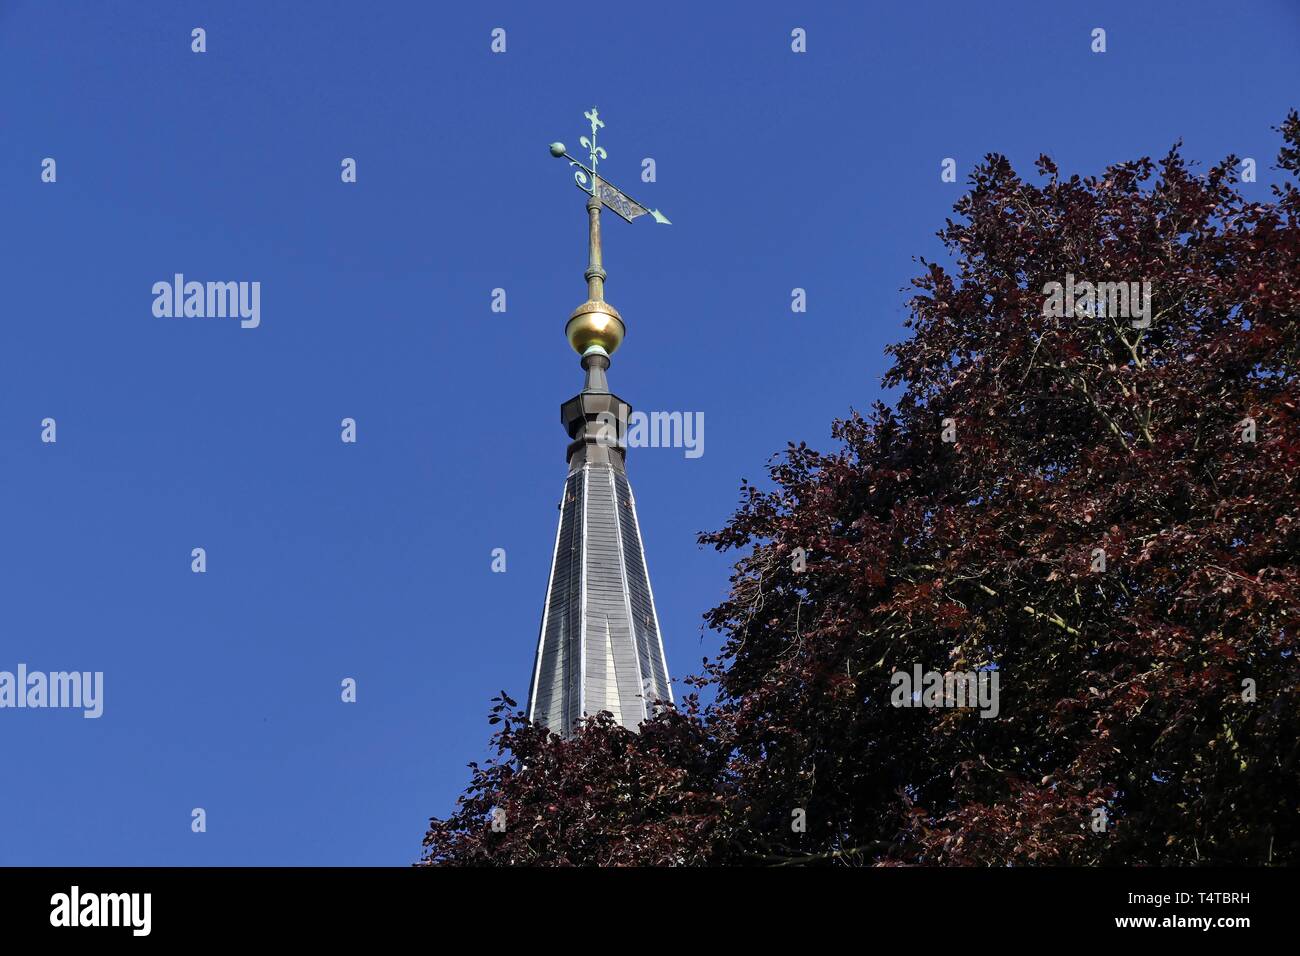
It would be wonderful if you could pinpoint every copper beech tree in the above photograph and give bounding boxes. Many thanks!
[422,115,1300,866]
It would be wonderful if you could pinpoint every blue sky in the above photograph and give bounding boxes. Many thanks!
[1,1,1295,865]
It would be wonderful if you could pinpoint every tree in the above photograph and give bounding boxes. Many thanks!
[420,694,723,866]
[422,115,1300,866]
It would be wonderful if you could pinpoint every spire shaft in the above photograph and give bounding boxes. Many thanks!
[531,108,675,737]
[585,192,606,302]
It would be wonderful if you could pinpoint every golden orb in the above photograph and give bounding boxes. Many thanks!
[566,300,625,355]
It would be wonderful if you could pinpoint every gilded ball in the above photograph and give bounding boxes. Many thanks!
[566,301,625,355]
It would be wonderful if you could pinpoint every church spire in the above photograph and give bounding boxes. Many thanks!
[528,110,674,735]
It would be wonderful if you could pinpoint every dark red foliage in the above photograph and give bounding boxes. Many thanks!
[423,115,1300,866]
[420,694,724,865]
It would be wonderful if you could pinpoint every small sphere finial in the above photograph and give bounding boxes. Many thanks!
[549,142,566,158]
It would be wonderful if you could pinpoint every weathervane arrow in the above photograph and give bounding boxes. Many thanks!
[549,107,671,225]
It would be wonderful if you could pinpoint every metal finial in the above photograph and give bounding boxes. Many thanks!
[548,108,671,224]
[548,109,671,356]
[580,107,607,184]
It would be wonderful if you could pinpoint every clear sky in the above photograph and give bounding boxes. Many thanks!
[1,0,1296,865]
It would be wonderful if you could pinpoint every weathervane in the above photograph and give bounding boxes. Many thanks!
[549,107,671,225]
[548,108,670,360]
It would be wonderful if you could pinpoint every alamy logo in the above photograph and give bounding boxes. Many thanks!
[50,886,151,936]
[0,664,103,718]
[890,664,1000,718]
[1042,272,1152,329]
[593,403,704,459]
[152,274,261,329]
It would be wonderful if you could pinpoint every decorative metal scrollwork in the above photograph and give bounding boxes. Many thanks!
[549,107,671,224]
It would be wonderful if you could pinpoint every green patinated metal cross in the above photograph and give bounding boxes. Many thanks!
[549,108,671,225]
